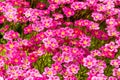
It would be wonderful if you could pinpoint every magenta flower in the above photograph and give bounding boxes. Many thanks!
[51,62,62,72]
[48,76,60,80]
[0,15,5,24]
[44,29,55,37]
[113,68,120,79]
[62,7,75,17]
[90,50,101,57]
[96,3,107,12]
[79,35,91,48]
[41,17,53,28]
[57,28,68,38]
[106,18,118,26]
[28,53,38,63]
[5,41,19,50]
[105,41,118,52]
[108,76,117,80]
[11,56,21,65]
[32,21,44,32]
[71,2,87,10]
[48,4,59,11]
[107,29,120,37]
[3,30,19,41]
[36,2,46,9]
[43,37,59,49]
[89,22,99,30]
[91,12,103,21]
[62,52,73,63]
[66,64,79,74]
[43,67,57,77]
[115,37,120,47]
[52,13,63,20]
[110,59,120,68]
[83,55,97,69]
[24,25,33,34]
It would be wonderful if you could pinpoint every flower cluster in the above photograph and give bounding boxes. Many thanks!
[0,0,120,80]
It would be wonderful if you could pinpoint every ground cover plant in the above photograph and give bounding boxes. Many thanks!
[0,0,120,80]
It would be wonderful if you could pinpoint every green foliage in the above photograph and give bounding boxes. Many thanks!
[89,37,106,50]
[104,65,114,77]
[115,49,120,59]
[32,53,53,73]
[76,65,89,80]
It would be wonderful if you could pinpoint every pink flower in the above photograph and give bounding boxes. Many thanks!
[43,67,57,77]
[71,47,80,56]
[115,37,120,47]
[107,29,120,37]
[91,30,109,40]
[24,25,33,34]
[48,76,60,80]
[88,22,99,30]
[106,18,118,26]
[110,59,120,68]
[24,8,34,18]
[108,76,117,80]
[74,19,84,27]
[91,12,103,21]
[79,35,91,48]
[51,62,62,72]
[0,15,5,24]
[3,30,19,41]
[43,37,59,49]
[28,53,38,63]
[52,13,63,20]
[83,55,97,69]
[105,41,118,52]
[0,44,4,52]
[48,4,59,11]
[52,52,63,62]
[56,28,68,38]
[44,29,55,37]
[96,60,107,68]
[113,68,120,78]
[41,17,53,28]
[62,7,75,17]
[91,75,107,80]
[36,2,46,9]
[67,64,79,74]
[62,52,73,63]
[96,3,107,12]
[32,21,44,32]
[5,41,19,50]
[90,50,101,57]
[71,2,87,10]
[11,56,21,65]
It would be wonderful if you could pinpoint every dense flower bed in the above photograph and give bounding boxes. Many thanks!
[0,0,120,80]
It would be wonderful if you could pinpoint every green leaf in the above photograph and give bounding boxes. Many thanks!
[32,53,53,73]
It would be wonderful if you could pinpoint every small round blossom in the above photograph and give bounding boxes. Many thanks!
[66,64,79,74]
[71,2,87,10]
[43,67,57,77]
[106,18,118,26]
[3,30,19,41]
[110,59,120,68]
[79,35,91,48]
[43,37,59,49]
[91,12,103,21]
[113,68,120,78]
[108,76,117,80]
[62,52,73,63]
[62,7,75,17]
[105,41,119,52]
[83,55,97,69]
